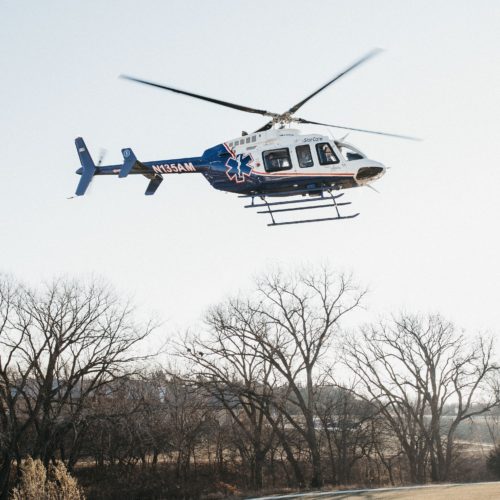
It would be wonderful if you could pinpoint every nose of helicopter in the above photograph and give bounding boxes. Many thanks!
[356,162,386,183]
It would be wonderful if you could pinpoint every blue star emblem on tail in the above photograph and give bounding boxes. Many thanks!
[225,152,254,183]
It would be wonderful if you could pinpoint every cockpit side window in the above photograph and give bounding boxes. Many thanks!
[262,148,292,172]
[337,143,365,161]
[316,142,339,165]
[296,145,314,168]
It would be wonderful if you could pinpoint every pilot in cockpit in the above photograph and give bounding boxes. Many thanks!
[322,144,336,163]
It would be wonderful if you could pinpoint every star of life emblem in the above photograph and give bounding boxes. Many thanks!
[224,145,255,183]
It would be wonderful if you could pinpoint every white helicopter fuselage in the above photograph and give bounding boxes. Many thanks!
[223,128,386,192]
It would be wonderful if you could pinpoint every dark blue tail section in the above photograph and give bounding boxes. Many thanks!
[119,148,137,178]
[75,137,96,196]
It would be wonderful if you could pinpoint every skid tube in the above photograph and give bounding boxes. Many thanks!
[268,214,359,226]
[245,189,359,226]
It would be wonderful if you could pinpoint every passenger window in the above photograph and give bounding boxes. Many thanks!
[263,148,292,172]
[316,142,339,165]
[296,145,314,168]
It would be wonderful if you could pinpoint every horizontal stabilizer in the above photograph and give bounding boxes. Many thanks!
[75,137,96,196]
[145,174,163,195]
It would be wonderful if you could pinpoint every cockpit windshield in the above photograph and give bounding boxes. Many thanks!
[336,142,365,161]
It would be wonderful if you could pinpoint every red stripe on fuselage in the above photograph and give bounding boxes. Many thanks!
[252,171,354,177]
[223,143,236,159]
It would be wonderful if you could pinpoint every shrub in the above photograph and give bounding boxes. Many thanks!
[486,446,500,479]
[11,457,85,500]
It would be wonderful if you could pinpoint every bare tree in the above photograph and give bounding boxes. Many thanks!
[343,313,500,483]
[0,276,24,498]
[160,375,214,483]
[180,309,277,489]
[188,267,364,488]
[315,384,378,485]
[0,277,154,498]
[80,375,165,468]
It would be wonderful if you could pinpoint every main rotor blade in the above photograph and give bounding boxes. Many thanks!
[254,120,274,133]
[121,75,277,117]
[287,49,383,115]
[296,118,421,141]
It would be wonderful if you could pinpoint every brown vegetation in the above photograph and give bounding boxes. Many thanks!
[11,457,84,500]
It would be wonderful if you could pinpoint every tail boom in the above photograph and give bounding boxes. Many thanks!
[74,137,207,196]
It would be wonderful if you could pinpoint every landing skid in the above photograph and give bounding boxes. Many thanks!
[244,190,359,226]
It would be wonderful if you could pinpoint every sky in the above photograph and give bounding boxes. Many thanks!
[1,0,500,343]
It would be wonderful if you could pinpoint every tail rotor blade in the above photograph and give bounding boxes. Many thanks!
[96,148,107,166]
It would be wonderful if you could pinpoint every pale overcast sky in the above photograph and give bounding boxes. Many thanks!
[1,0,499,338]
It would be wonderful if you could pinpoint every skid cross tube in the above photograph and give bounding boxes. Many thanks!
[260,197,276,225]
[330,190,342,218]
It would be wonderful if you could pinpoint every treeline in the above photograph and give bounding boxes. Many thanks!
[0,270,499,499]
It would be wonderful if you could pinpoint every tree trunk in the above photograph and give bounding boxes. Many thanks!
[253,449,265,489]
[0,453,12,500]
[281,439,305,487]
[0,455,11,500]
[310,445,323,488]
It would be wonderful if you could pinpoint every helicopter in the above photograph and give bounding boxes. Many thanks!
[74,49,418,226]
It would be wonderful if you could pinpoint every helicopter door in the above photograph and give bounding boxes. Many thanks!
[295,145,314,169]
[315,142,341,170]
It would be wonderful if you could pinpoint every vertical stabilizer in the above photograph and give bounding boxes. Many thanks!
[75,137,96,196]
